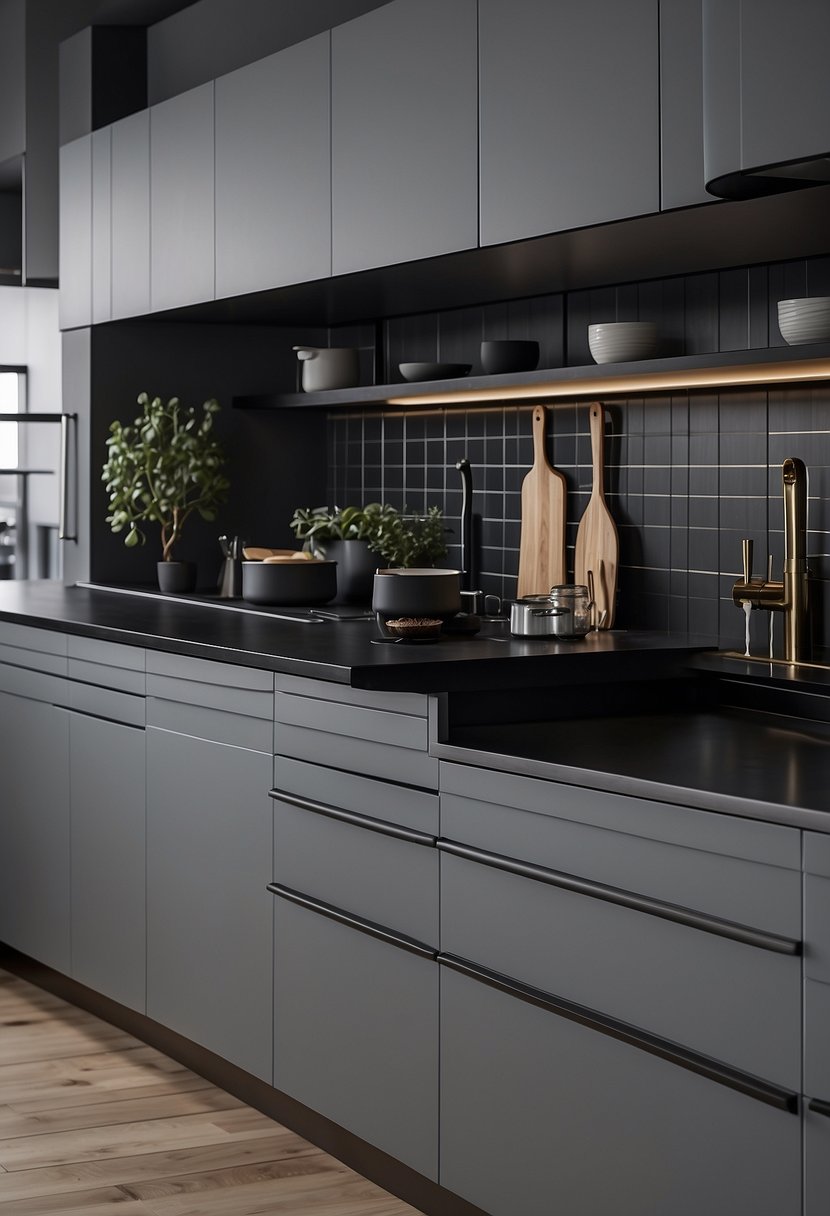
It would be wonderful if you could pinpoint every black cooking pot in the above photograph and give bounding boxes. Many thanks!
[242,559,337,605]
[372,568,462,619]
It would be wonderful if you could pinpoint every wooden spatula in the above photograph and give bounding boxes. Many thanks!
[575,402,619,628]
[517,404,567,597]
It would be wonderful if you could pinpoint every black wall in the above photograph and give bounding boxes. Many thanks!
[327,253,830,653]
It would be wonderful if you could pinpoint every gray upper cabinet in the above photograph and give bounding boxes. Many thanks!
[659,0,710,209]
[331,0,478,275]
[150,82,215,312]
[59,134,92,330]
[215,33,331,298]
[703,0,830,193]
[478,0,660,246]
[111,109,150,320]
[91,126,112,323]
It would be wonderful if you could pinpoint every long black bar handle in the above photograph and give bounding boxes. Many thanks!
[455,458,474,592]
[436,839,801,957]
[439,953,799,1114]
[809,1098,830,1118]
[269,787,436,847]
[267,883,437,961]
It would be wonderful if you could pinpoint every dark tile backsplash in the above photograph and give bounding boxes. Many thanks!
[327,256,830,652]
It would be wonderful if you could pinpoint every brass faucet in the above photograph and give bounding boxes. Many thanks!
[732,457,810,663]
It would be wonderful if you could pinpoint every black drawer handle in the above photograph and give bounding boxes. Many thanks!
[439,953,799,1114]
[437,839,801,957]
[269,788,436,847]
[809,1098,830,1118]
[267,883,437,961]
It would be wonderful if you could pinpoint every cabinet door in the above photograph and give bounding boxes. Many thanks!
[273,889,438,1180]
[440,963,801,1216]
[0,691,70,971]
[659,0,710,209]
[69,710,145,1012]
[146,726,272,1080]
[91,126,111,323]
[111,109,150,319]
[59,134,92,330]
[478,0,660,246]
[331,0,478,275]
[150,82,214,312]
[215,33,331,298]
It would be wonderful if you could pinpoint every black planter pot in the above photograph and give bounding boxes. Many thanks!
[157,560,197,594]
[325,539,380,603]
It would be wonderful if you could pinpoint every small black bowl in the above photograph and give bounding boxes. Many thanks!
[480,340,540,375]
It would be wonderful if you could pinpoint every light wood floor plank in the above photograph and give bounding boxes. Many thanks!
[0,969,419,1215]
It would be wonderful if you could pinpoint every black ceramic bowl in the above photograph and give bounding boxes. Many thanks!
[241,559,337,605]
[480,340,540,375]
[372,568,462,619]
[398,362,472,383]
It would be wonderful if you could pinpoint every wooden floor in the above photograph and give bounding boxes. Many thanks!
[0,969,420,1216]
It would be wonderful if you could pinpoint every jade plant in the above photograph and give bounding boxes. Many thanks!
[102,392,230,563]
[290,502,447,568]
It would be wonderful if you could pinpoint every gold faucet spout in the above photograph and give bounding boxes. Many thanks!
[732,457,810,663]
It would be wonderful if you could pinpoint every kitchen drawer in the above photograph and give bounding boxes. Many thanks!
[0,660,68,707]
[68,680,145,729]
[805,832,830,983]
[273,755,438,835]
[146,652,273,750]
[440,763,802,936]
[272,887,438,1180]
[440,962,800,1216]
[440,790,801,1088]
[276,673,429,718]
[146,651,274,716]
[0,620,68,661]
[67,635,145,695]
[805,978,830,1099]
[275,682,437,788]
[271,762,438,945]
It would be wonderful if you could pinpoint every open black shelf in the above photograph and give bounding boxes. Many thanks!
[232,343,830,411]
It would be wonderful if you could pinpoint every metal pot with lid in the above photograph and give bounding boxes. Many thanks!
[510,585,592,638]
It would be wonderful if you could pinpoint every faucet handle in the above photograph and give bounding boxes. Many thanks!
[741,538,754,584]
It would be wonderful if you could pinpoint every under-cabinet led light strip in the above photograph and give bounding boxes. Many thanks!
[384,357,830,406]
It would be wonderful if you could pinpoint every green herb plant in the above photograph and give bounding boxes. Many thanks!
[103,392,230,563]
[290,502,448,568]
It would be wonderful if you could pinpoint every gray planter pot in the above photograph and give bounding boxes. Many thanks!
[325,539,381,604]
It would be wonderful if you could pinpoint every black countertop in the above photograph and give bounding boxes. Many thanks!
[0,582,710,693]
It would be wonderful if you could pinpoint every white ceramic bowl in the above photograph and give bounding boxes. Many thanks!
[777,297,830,345]
[588,321,657,364]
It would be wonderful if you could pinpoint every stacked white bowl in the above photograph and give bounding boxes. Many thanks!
[588,321,658,364]
[777,297,830,345]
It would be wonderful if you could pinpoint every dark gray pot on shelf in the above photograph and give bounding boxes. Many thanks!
[157,560,197,594]
[325,539,380,603]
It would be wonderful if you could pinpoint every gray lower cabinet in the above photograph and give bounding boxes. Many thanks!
[805,1104,830,1216]
[146,716,272,1081]
[330,0,478,275]
[143,654,275,1080]
[440,963,801,1216]
[149,81,215,312]
[215,33,331,298]
[478,0,660,246]
[0,689,70,972]
[272,891,438,1180]
[68,709,145,1012]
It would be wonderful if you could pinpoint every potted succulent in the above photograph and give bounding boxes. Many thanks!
[289,503,448,602]
[103,392,230,593]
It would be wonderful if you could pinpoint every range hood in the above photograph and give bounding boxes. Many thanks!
[703,0,830,200]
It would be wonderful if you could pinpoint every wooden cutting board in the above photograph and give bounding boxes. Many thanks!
[575,402,619,628]
[517,404,567,597]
